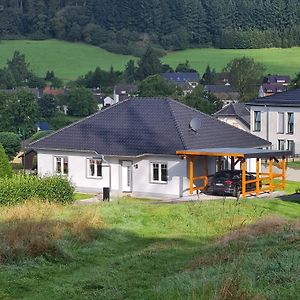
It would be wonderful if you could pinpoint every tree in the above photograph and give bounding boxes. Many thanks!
[0,132,21,160]
[175,60,197,73]
[136,47,163,80]
[0,144,13,178]
[202,64,216,84]
[138,75,180,97]
[38,95,58,118]
[224,57,266,101]
[124,60,136,83]
[67,88,98,117]
[183,85,223,115]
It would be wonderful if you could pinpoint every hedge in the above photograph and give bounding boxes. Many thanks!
[0,175,75,205]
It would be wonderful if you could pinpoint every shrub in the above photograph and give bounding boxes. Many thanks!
[0,175,75,205]
[0,144,13,178]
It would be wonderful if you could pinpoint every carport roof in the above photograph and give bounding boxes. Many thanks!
[176,148,293,159]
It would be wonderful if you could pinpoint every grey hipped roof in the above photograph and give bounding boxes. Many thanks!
[30,98,270,156]
[214,103,250,128]
[247,88,300,107]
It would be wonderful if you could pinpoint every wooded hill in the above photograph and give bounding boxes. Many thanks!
[1,0,300,55]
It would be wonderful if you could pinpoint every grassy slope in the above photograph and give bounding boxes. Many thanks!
[0,40,135,80]
[0,181,299,299]
[163,47,300,76]
[1,40,300,80]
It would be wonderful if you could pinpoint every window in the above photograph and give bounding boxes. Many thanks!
[55,157,68,175]
[277,112,284,133]
[254,111,261,131]
[87,159,102,178]
[287,112,294,134]
[278,140,285,151]
[151,163,168,183]
[287,140,295,152]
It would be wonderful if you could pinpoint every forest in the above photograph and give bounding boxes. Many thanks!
[0,0,300,56]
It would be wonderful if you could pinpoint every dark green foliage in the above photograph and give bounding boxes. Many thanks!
[183,85,223,115]
[0,144,13,178]
[1,0,300,52]
[66,88,98,117]
[138,75,180,97]
[38,95,58,118]
[224,56,266,101]
[0,132,21,160]
[31,130,54,142]
[0,91,39,138]
[175,60,197,73]
[49,113,81,131]
[0,175,75,205]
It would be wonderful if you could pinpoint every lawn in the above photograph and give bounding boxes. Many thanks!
[0,40,135,80]
[287,160,300,170]
[1,40,300,80]
[163,47,300,76]
[0,181,299,299]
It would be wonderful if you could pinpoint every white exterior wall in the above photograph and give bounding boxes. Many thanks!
[217,116,249,132]
[37,151,222,198]
[249,105,300,154]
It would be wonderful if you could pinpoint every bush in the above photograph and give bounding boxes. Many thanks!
[0,132,21,160]
[0,144,13,178]
[0,175,75,205]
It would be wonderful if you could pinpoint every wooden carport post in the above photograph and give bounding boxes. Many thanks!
[204,156,208,187]
[269,157,273,193]
[256,158,260,196]
[241,158,247,198]
[189,156,194,195]
[231,156,235,171]
[282,156,286,190]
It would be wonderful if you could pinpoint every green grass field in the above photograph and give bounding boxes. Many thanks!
[1,40,300,80]
[163,47,300,76]
[0,40,135,80]
[0,181,299,299]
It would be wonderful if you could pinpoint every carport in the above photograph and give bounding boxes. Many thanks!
[176,148,293,198]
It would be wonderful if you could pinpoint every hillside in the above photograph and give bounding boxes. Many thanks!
[1,40,300,80]
[0,40,135,80]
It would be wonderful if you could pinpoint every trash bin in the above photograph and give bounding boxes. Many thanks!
[103,187,110,201]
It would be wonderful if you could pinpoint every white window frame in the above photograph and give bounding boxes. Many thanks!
[54,156,68,175]
[254,111,261,132]
[287,112,295,134]
[287,140,294,151]
[87,158,103,179]
[277,112,284,134]
[150,162,168,184]
[278,139,285,151]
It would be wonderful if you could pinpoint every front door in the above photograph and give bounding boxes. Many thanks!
[121,161,132,192]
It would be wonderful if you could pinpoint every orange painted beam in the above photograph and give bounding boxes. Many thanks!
[269,157,273,193]
[256,158,260,196]
[176,151,244,158]
[189,157,194,195]
[204,156,208,187]
[282,156,286,191]
[241,159,247,198]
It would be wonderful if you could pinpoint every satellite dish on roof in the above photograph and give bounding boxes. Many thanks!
[190,117,202,132]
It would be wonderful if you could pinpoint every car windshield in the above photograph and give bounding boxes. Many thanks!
[214,172,231,180]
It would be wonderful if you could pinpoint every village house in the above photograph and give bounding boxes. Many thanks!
[214,103,250,132]
[30,97,270,198]
[162,72,200,95]
[204,85,240,106]
[247,88,300,155]
[113,84,138,103]
[258,75,291,98]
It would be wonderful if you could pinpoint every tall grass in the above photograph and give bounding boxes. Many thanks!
[0,201,104,263]
[0,175,74,205]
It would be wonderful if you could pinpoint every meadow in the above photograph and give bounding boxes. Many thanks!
[0,180,299,299]
[1,40,300,80]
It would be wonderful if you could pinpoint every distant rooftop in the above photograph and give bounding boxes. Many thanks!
[162,72,200,85]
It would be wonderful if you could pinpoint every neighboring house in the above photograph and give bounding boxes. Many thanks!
[258,83,288,98]
[90,88,105,110]
[30,97,269,198]
[0,87,43,98]
[213,72,230,85]
[36,122,50,132]
[43,85,68,97]
[247,88,300,155]
[258,75,291,98]
[162,72,200,95]
[113,84,137,103]
[204,85,240,105]
[214,103,250,132]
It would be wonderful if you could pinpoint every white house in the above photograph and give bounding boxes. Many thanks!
[247,89,300,155]
[30,98,269,198]
[214,103,250,132]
